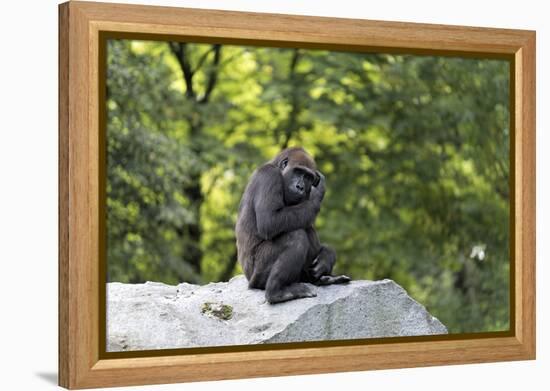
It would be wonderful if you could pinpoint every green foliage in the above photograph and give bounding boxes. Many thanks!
[106,39,510,333]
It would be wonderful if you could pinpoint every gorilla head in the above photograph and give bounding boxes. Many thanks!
[271,147,321,206]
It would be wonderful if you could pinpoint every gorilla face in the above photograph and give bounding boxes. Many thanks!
[280,158,321,206]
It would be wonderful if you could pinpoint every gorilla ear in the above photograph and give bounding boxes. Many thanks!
[279,158,289,170]
[313,172,321,187]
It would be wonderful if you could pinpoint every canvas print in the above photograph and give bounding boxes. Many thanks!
[105,38,510,352]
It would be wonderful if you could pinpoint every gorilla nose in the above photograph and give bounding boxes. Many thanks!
[295,183,304,192]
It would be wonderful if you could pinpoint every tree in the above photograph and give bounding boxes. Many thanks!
[167,42,222,276]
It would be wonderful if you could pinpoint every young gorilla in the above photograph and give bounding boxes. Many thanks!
[236,147,350,304]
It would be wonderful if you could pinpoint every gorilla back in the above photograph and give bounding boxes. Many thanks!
[235,147,350,304]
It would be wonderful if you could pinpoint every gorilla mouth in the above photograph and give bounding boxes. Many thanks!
[285,189,307,205]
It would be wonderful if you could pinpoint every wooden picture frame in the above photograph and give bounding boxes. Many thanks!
[58,1,536,388]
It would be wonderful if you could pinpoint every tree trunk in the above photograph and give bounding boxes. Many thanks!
[169,42,222,279]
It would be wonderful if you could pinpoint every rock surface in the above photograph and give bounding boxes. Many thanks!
[107,275,447,352]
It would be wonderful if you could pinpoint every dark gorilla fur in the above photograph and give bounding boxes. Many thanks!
[235,147,350,304]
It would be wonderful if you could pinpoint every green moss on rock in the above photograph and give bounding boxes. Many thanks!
[201,302,233,320]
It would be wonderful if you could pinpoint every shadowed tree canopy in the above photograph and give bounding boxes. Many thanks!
[106,39,510,333]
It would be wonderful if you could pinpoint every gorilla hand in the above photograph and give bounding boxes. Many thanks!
[310,170,326,204]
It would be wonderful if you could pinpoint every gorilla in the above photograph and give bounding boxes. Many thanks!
[235,147,350,304]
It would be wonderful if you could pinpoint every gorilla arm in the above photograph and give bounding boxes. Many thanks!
[253,165,324,240]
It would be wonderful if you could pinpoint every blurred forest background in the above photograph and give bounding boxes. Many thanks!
[106,39,510,333]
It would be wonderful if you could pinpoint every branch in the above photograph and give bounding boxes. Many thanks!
[218,48,246,69]
[281,49,301,148]
[289,48,300,73]
[193,47,216,74]
[199,44,222,104]
[168,42,195,98]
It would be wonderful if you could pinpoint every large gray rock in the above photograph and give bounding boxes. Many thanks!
[107,275,447,352]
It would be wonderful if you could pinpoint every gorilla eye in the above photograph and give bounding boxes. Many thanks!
[280,158,288,169]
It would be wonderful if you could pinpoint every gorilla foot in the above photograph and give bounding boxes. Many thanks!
[266,283,317,304]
